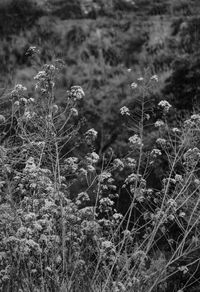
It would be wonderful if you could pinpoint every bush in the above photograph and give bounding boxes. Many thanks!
[0,52,200,291]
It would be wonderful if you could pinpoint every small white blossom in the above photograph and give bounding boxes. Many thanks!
[120,106,130,116]
[129,134,143,148]
[150,148,162,158]
[0,115,6,123]
[34,71,47,81]
[175,174,183,183]
[69,85,85,100]
[155,120,165,128]
[151,75,158,82]
[172,127,181,133]
[131,82,138,89]
[158,100,172,113]
[70,108,78,116]
[179,212,186,218]
[113,158,124,170]
[85,128,98,144]
[156,138,166,146]
[178,266,188,274]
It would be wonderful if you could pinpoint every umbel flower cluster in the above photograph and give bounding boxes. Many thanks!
[0,59,200,292]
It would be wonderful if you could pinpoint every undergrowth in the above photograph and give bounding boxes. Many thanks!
[0,48,200,292]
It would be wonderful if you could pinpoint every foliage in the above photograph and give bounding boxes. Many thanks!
[0,56,200,291]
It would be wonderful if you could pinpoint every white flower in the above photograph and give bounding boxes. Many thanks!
[172,127,181,133]
[34,71,46,81]
[156,138,166,146]
[175,174,183,183]
[0,115,6,123]
[70,85,85,100]
[150,148,162,158]
[15,84,27,92]
[85,128,98,143]
[70,108,78,116]
[155,120,165,128]
[120,106,130,116]
[52,104,59,114]
[11,84,27,97]
[101,240,113,249]
[179,212,185,218]
[167,199,177,208]
[86,152,99,164]
[158,100,172,113]
[151,75,158,82]
[113,213,123,221]
[131,82,138,89]
[113,158,124,170]
[178,266,188,274]
[137,77,144,81]
[129,134,143,148]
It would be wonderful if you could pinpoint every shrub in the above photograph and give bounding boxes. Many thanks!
[0,52,200,291]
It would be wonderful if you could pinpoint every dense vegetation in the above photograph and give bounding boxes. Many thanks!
[0,0,200,291]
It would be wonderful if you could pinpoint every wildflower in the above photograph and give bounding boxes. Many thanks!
[131,82,138,89]
[15,84,27,92]
[168,214,175,221]
[127,68,132,72]
[158,100,172,113]
[123,230,131,237]
[183,148,200,166]
[23,110,36,121]
[175,174,183,183]
[124,157,137,169]
[120,106,130,116]
[151,75,158,82]
[156,138,166,146]
[145,113,150,120]
[150,148,162,158]
[52,104,58,114]
[69,85,85,100]
[155,120,165,128]
[179,212,186,218]
[137,77,144,81]
[124,173,142,185]
[34,71,47,81]
[85,152,99,164]
[191,114,200,121]
[112,158,124,170]
[0,115,6,123]
[178,266,188,274]
[101,240,113,250]
[64,157,78,173]
[129,134,143,148]
[85,128,98,144]
[172,127,181,133]
[78,168,87,176]
[87,165,95,172]
[14,100,20,107]
[98,171,112,183]
[167,199,177,208]
[26,46,39,55]
[112,213,123,221]
[76,192,90,205]
[194,178,200,185]
[70,107,78,116]
[24,157,37,173]
[99,197,114,206]
[11,84,27,97]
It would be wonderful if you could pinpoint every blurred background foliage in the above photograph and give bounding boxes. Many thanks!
[0,0,200,157]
